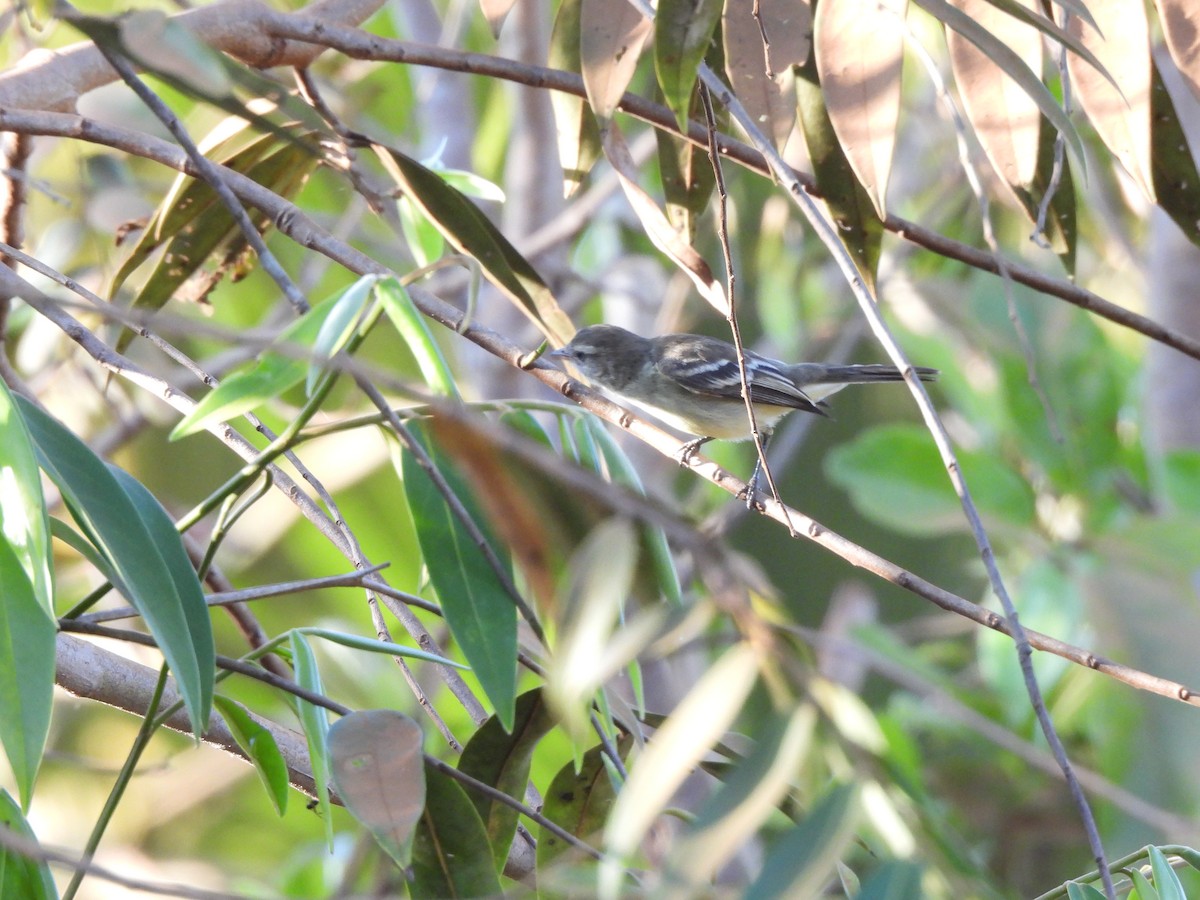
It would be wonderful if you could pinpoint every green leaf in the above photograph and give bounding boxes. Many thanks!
[1151,56,1200,247]
[113,134,317,352]
[0,538,55,811]
[458,689,555,872]
[1162,451,1200,515]
[438,169,506,202]
[306,273,378,395]
[0,789,56,899]
[18,397,214,735]
[1129,865,1161,900]
[1009,114,1077,273]
[400,425,517,730]
[289,632,332,847]
[1148,846,1186,900]
[655,84,719,241]
[856,860,925,900]
[0,380,53,616]
[655,0,723,129]
[375,276,459,399]
[825,424,1035,536]
[298,627,466,668]
[549,0,603,197]
[1065,883,1108,900]
[539,738,628,869]
[398,195,445,267]
[328,710,425,868]
[378,147,573,344]
[214,696,289,815]
[411,763,502,898]
[745,784,860,899]
[170,290,343,440]
[796,51,882,291]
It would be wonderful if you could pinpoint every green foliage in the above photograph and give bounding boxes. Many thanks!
[9,1,1200,897]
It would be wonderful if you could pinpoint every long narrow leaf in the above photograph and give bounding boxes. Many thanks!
[0,540,54,810]
[0,380,52,616]
[18,397,213,735]
[399,425,517,730]
[0,789,56,899]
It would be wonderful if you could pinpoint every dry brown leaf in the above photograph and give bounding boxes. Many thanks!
[1155,0,1200,106]
[602,124,729,314]
[580,0,653,120]
[814,0,906,217]
[723,0,804,148]
[946,0,1041,189]
[1068,0,1153,199]
[480,0,519,36]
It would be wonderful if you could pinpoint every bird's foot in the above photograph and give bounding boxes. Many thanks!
[675,436,711,467]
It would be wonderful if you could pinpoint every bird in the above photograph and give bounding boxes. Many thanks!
[549,324,938,499]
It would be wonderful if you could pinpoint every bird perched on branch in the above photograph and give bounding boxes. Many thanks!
[550,324,938,498]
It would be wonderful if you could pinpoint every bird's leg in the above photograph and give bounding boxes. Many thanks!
[676,435,713,466]
[740,430,774,509]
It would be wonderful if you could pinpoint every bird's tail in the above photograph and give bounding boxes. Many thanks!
[791,363,939,385]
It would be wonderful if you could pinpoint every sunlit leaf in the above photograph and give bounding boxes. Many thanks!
[723,0,806,147]
[306,273,378,395]
[605,642,760,865]
[917,0,1086,168]
[170,290,343,440]
[378,147,573,344]
[946,0,1041,189]
[1067,1,1153,199]
[550,0,604,196]
[113,134,317,352]
[479,0,518,36]
[1155,0,1200,106]
[602,124,729,314]
[655,0,723,129]
[814,0,905,217]
[0,379,52,616]
[545,519,639,737]
[580,0,653,121]
[375,277,459,398]
[214,696,289,816]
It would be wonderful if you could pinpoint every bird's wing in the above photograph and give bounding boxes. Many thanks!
[654,336,827,414]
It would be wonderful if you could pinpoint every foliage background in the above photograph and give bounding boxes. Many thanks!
[2,0,1200,897]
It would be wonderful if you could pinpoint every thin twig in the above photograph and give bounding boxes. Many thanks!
[699,81,792,532]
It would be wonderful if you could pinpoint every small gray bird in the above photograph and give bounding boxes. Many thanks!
[550,324,938,494]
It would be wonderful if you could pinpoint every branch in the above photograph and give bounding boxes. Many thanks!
[0,0,384,111]
[4,107,1193,714]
